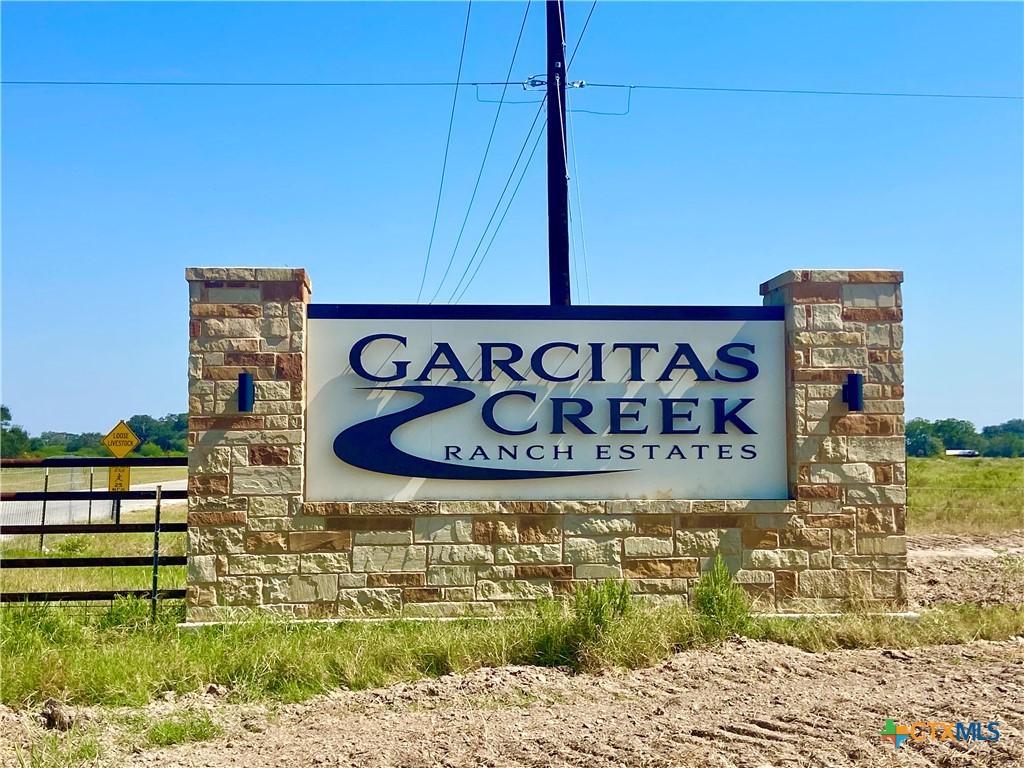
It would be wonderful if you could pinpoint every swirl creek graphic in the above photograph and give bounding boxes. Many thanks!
[333,385,624,481]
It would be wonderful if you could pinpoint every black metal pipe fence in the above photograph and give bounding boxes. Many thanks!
[1,457,189,618]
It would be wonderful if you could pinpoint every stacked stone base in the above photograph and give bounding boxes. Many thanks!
[186,499,908,622]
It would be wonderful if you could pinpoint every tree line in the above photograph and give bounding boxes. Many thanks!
[906,418,1024,458]
[1,406,187,458]
[3,404,1022,460]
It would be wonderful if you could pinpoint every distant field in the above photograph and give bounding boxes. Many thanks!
[907,457,1023,534]
[0,464,186,492]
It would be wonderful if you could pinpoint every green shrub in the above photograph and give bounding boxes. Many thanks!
[692,554,750,640]
[519,580,633,671]
[574,578,631,633]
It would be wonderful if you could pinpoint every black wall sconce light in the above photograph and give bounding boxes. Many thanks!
[842,372,864,412]
[238,372,255,413]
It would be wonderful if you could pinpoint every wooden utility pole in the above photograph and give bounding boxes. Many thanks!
[546,0,571,306]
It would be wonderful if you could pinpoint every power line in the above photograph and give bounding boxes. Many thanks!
[429,0,533,304]
[567,1,598,70]
[4,78,1018,100]
[416,1,473,304]
[474,83,545,104]
[1,79,515,88]
[448,99,545,302]
[566,88,592,304]
[446,100,544,305]
[555,2,571,187]
[453,122,546,304]
[560,1,589,305]
[587,82,1023,101]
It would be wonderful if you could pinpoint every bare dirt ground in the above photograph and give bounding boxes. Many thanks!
[909,531,1024,609]
[3,532,1023,768]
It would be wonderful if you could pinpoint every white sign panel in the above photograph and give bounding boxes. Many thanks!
[306,306,787,501]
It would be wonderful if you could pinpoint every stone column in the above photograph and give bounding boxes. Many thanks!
[185,268,314,621]
[760,270,907,609]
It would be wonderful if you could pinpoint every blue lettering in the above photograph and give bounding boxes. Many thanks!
[667,445,686,459]
[444,445,461,460]
[553,444,573,460]
[740,444,757,459]
[986,722,1000,741]
[712,398,757,434]
[588,342,606,382]
[349,334,409,382]
[552,398,596,435]
[468,445,490,461]
[415,343,472,382]
[718,444,733,459]
[480,343,526,382]
[531,342,580,381]
[657,343,713,382]
[660,398,700,434]
[482,390,538,435]
[526,445,544,460]
[619,445,636,460]
[595,444,611,459]
[956,722,983,741]
[714,343,758,382]
[612,343,658,381]
[609,398,648,434]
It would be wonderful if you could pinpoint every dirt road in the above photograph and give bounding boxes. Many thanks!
[2,532,1022,768]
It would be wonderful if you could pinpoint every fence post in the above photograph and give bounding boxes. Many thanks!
[39,468,49,550]
[151,485,162,622]
[88,468,94,524]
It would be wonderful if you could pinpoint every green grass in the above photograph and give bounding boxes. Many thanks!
[138,710,223,748]
[3,583,1023,711]
[0,465,188,596]
[0,507,186,595]
[526,579,633,671]
[12,708,222,768]
[12,725,103,768]
[2,572,1022,768]
[907,456,1023,533]
[753,603,1024,651]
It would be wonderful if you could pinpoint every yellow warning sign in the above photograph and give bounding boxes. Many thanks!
[102,420,141,459]
[108,466,131,493]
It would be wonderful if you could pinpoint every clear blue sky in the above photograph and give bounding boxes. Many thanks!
[2,1,1022,436]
